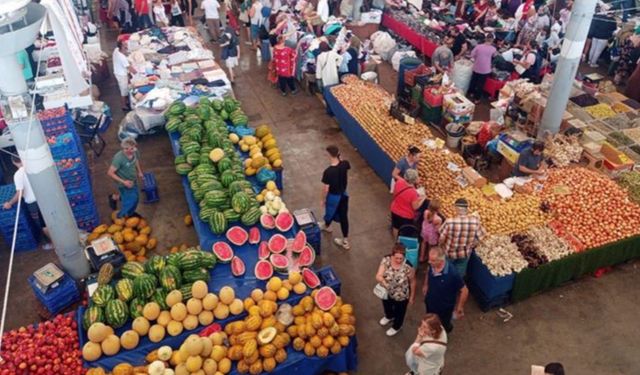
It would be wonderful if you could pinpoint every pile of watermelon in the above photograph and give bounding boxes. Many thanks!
[83,248,217,332]
[167,97,261,235]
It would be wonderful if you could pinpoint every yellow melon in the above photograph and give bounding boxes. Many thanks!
[202,293,219,310]
[213,304,230,320]
[166,290,183,307]
[167,320,184,336]
[198,310,214,326]
[209,148,225,162]
[120,330,140,350]
[171,303,188,321]
[191,280,208,299]
[88,322,110,343]
[107,224,122,234]
[219,286,235,305]
[82,342,102,361]
[139,226,151,235]
[148,324,165,343]
[186,298,203,315]
[143,302,161,321]
[125,217,140,228]
[156,311,172,327]
[100,334,121,356]
[182,314,199,330]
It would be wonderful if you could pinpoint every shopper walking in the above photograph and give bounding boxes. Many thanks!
[113,40,135,111]
[153,0,169,27]
[273,36,298,96]
[249,0,263,49]
[320,145,351,250]
[134,0,153,30]
[3,156,54,250]
[420,200,443,263]
[587,10,617,68]
[202,0,222,42]
[108,138,144,219]
[376,243,416,336]
[439,198,485,276]
[423,246,468,333]
[468,33,497,102]
[405,314,447,375]
[390,169,426,238]
[182,0,198,26]
[170,0,185,26]
[220,26,240,82]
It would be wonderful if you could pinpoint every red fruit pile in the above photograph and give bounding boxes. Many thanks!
[0,314,85,375]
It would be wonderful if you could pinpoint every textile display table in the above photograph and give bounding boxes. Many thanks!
[324,86,396,185]
[381,13,438,58]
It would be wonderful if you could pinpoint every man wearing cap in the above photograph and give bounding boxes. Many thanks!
[439,198,485,276]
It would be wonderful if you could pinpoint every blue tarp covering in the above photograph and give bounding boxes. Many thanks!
[324,85,396,186]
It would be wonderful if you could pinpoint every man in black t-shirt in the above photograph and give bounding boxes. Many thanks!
[320,145,351,250]
[449,28,468,59]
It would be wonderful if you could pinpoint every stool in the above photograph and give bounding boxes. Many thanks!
[142,172,159,203]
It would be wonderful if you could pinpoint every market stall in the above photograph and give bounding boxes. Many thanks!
[324,76,640,308]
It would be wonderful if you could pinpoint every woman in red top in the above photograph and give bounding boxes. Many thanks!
[272,36,298,96]
[390,169,426,238]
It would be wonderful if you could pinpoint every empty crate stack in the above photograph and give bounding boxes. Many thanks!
[0,184,39,251]
[38,108,99,231]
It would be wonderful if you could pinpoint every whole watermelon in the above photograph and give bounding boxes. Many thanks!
[160,265,183,291]
[209,211,227,235]
[105,299,128,329]
[179,251,203,271]
[121,262,145,279]
[91,285,114,307]
[145,255,166,276]
[115,278,134,302]
[153,288,169,310]
[241,207,262,226]
[133,274,157,299]
[129,297,146,319]
[82,306,104,330]
[231,192,250,214]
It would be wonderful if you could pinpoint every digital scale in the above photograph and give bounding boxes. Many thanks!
[84,236,125,271]
[293,208,317,228]
[31,263,64,293]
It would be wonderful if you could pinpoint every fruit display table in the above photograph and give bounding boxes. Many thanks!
[168,131,286,253]
[324,86,396,185]
[78,266,349,370]
[381,13,438,58]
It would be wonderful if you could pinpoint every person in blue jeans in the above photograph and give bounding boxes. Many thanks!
[320,145,351,250]
[108,137,144,218]
[422,246,468,333]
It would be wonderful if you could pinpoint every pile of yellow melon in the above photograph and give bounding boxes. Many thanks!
[289,294,356,358]
[88,215,157,263]
[237,125,283,176]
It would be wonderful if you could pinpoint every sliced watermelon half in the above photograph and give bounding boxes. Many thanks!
[260,213,276,230]
[314,286,337,311]
[212,241,234,263]
[268,233,287,254]
[275,211,294,232]
[255,260,274,280]
[226,226,249,246]
[291,230,307,253]
[296,245,316,267]
[248,227,261,245]
[231,256,246,277]
[258,241,270,260]
[302,268,321,288]
[270,253,290,273]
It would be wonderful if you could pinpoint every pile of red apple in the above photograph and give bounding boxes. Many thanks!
[0,314,85,375]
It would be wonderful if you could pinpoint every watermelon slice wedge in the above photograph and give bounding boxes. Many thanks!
[248,227,261,245]
[296,245,316,267]
[291,231,307,253]
[275,211,294,232]
[231,256,246,277]
[314,286,337,311]
[255,260,274,280]
[212,242,234,263]
[260,214,276,230]
[258,241,270,260]
[268,234,287,254]
[226,226,249,246]
[302,268,321,288]
[270,253,290,273]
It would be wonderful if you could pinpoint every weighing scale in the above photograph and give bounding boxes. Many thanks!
[84,236,125,271]
[31,263,64,293]
[293,208,317,228]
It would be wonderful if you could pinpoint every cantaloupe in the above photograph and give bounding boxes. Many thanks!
[82,341,102,361]
[191,281,208,299]
[171,303,188,321]
[143,302,161,321]
[101,334,121,356]
[156,311,171,327]
[148,324,166,343]
[213,304,230,320]
[88,322,110,343]
[219,286,235,305]
[167,320,184,336]
[198,310,214,326]
[183,314,199,330]
[202,293,219,310]
[186,298,203,315]
[229,299,244,315]
[120,330,140,350]
[184,335,204,356]
[166,290,183,307]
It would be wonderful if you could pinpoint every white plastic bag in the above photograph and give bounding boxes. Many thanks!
[451,59,473,94]
[391,50,417,71]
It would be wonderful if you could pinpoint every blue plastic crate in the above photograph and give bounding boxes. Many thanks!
[49,133,82,160]
[28,273,80,314]
[66,187,94,207]
[317,265,341,295]
[142,172,159,203]
[301,223,321,255]
[467,252,515,300]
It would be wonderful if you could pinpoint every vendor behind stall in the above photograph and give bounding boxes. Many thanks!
[432,37,455,74]
[513,141,546,177]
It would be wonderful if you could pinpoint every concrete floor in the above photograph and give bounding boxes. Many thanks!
[0,25,639,374]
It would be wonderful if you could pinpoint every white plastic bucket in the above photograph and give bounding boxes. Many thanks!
[445,123,465,149]
[361,71,378,83]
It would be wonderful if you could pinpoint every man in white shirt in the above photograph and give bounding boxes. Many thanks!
[3,156,53,250]
[113,41,134,111]
[201,0,221,42]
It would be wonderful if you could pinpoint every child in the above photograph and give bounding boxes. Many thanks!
[153,0,169,27]
[420,200,443,262]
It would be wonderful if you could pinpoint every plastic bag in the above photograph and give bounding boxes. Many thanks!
[257,167,277,184]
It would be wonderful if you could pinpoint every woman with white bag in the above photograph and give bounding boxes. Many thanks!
[405,314,447,375]
[375,243,416,337]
